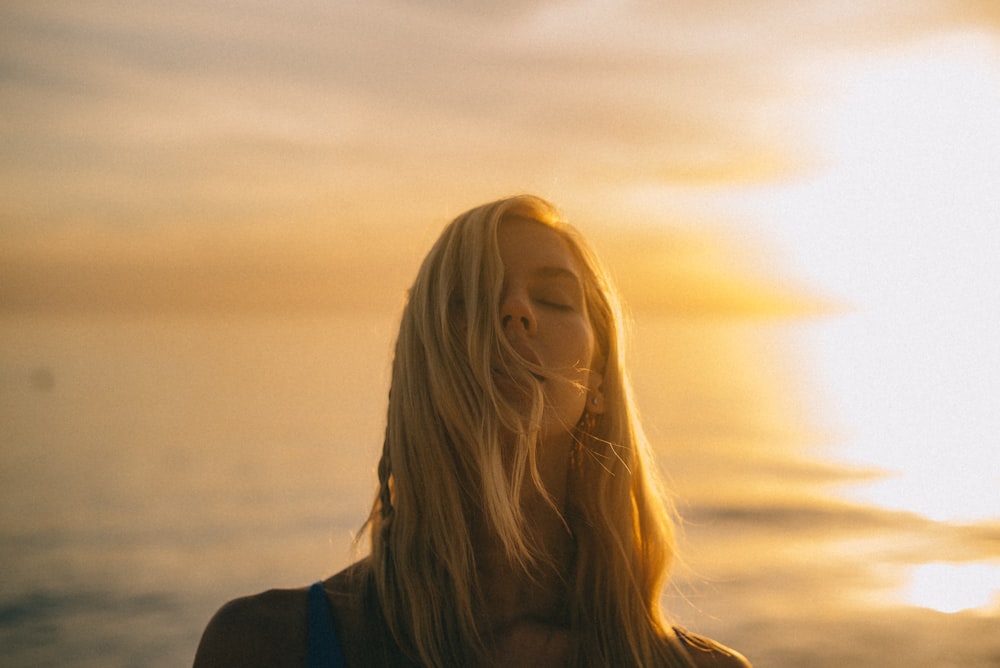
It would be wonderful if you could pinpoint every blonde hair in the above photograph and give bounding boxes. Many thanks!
[365,195,683,666]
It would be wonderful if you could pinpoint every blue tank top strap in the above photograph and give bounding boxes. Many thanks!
[306,581,348,668]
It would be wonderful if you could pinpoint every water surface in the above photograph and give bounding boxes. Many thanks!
[1,313,997,666]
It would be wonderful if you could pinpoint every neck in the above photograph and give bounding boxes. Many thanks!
[476,451,577,629]
[476,524,574,630]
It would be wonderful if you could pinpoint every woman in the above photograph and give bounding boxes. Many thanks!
[194,195,750,667]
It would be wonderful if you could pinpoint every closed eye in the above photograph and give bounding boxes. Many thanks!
[537,298,573,311]
[529,269,583,312]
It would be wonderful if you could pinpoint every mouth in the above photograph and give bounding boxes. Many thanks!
[508,342,546,383]
[509,341,542,367]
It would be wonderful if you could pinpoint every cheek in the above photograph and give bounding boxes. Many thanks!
[543,322,596,389]
[562,321,596,370]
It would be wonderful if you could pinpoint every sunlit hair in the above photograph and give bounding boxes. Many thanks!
[364,195,683,666]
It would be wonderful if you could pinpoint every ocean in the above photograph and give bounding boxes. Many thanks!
[2,312,998,667]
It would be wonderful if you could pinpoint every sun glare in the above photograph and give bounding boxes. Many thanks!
[726,33,1000,525]
[825,35,1000,525]
[621,33,1000,526]
[900,563,1000,615]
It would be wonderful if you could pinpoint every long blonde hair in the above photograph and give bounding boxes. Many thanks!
[365,195,683,666]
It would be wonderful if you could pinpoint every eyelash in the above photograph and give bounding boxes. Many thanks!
[536,298,573,311]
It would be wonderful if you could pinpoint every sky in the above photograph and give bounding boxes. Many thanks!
[2,0,999,617]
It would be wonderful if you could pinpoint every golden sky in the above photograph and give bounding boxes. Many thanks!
[3,0,999,313]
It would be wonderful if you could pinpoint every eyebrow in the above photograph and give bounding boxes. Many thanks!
[533,266,581,282]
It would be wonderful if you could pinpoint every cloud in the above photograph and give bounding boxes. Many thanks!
[5,0,998,234]
[3,0,998,320]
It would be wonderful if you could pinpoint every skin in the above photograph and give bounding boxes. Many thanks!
[496,216,606,442]
[193,219,751,667]
[494,217,605,520]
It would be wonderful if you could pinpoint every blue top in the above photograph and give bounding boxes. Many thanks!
[306,582,348,668]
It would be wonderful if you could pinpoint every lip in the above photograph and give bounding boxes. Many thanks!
[498,340,546,382]
[510,342,545,379]
[509,340,541,366]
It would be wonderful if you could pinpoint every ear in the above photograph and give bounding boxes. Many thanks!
[586,368,606,415]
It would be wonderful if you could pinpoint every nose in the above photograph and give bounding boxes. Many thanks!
[500,290,536,335]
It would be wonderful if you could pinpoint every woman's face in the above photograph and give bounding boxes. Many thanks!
[496,217,604,443]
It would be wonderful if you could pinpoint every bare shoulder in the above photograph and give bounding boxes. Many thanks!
[675,628,753,668]
[193,587,309,668]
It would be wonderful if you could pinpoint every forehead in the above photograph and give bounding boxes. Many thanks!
[496,217,581,277]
